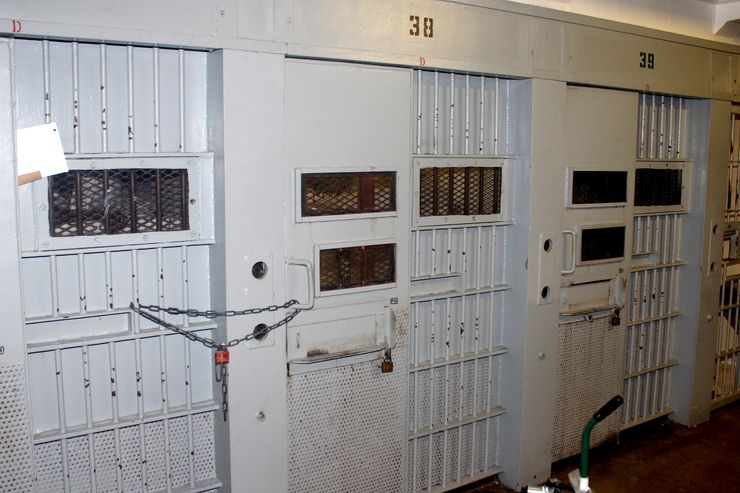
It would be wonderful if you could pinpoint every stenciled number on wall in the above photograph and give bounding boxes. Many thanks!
[410,15,434,38]
[639,51,655,69]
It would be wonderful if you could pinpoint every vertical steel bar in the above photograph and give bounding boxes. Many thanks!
[54,348,67,433]
[178,49,185,152]
[449,72,455,155]
[479,76,485,155]
[72,42,80,153]
[433,71,439,155]
[88,434,97,493]
[78,253,86,313]
[638,93,646,159]
[61,438,71,493]
[676,98,683,159]
[138,424,148,491]
[667,97,675,159]
[153,47,161,152]
[493,79,499,156]
[113,428,123,490]
[100,44,108,153]
[187,414,196,487]
[464,74,470,155]
[416,70,422,154]
[42,40,51,123]
[50,255,60,316]
[109,342,119,423]
[82,345,93,428]
[127,46,135,152]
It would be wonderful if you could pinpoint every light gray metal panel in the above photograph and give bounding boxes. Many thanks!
[552,317,625,461]
[288,310,409,493]
[13,39,208,155]
[565,22,711,97]
[0,38,35,493]
[711,50,734,101]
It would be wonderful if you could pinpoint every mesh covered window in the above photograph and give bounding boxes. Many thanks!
[581,226,625,262]
[301,172,395,217]
[571,171,628,204]
[634,168,683,207]
[419,167,502,216]
[49,169,189,237]
[319,244,395,291]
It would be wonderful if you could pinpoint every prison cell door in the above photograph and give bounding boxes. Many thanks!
[714,106,740,408]
[553,86,636,461]
[621,94,691,428]
[406,70,522,492]
[282,60,412,493]
[12,39,222,492]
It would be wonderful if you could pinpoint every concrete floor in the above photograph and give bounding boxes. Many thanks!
[459,400,740,493]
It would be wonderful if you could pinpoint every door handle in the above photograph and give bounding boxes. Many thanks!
[562,229,577,275]
[287,259,315,309]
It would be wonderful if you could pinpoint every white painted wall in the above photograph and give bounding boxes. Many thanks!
[506,0,740,43]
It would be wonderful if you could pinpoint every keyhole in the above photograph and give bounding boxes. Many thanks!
[253,323,269,341]
[252,261,268,279]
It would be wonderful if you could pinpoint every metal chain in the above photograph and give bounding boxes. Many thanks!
[135,299,300,319]
[215,362,229,421]
[128,301,302,350]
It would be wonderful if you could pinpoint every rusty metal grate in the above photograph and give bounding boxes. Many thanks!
[319,244,395,291]
[571,171,628,205]
[419,167,501,217]
[301,172,395,217]
[634,168,682,207]
[581,226,625,262]
[49,169,189,237]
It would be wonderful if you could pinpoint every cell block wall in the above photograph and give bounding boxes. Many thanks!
[287,310,409,493]
[624,214,682,426]
[552,317,625,461]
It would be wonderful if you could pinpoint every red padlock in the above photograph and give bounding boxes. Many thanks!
[215,347,230,365]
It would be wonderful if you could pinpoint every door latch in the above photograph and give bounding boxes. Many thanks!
[610,307,621,327]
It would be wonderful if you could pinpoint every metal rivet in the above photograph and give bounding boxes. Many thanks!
[538,352,546,360]
[256,410,266,422]
[90,161,96,168]
[38,204,47,212]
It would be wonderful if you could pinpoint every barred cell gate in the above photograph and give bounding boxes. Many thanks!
[622,94,688,428]
[714,106,740,408]
[407,71,517,492]
[13,39,221,492]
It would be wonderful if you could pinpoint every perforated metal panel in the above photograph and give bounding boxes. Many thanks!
[0,364,34,493]
[552,317,625,461]
[287,310,409,493]
[32,413,216,492]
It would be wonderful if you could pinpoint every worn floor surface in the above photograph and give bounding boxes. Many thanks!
[458,400,740,493]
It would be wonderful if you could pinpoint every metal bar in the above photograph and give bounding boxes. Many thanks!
[433,71,439,155]
[82,345,93,428]
[638,93,646,159]
[138,424,148,491]
[188,414,196,487]
[164,419,173,493]
[449,72,455,155]
[479,76,485,155]
[72,42,80,153]
[127,46,135,152]
[109,342,119,424]
[114,428,123,491]
[76,171,84,236]
[100,44,108,153]
[78,253,86,314]
[42,40,51,123]
[50,255,60,316]
[153,47,161,152]
[88,434,98,493]
[667,96,675,159]
[676,99,683,159]
[493,79,499,156]
[103,170,110,234]
[55,349,67,433]
[156,169,162,231]
[178,49,185,152]
[464,74,470,155]
[416,70,422,154]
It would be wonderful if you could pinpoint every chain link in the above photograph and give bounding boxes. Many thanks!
[129,300,302,350]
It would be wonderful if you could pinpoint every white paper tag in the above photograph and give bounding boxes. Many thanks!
[16,122,68,177]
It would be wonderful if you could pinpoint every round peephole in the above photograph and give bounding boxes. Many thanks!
[543,239,553,252]
[252,261,268,279]
[541,286,550,300]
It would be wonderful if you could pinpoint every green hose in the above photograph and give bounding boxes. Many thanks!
[579,416,597,479]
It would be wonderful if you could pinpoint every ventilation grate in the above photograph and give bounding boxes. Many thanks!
[49,169,189,237]
[419,167,501,217]
[634,168,682,207]
[581,226,625,262]
[301,172,396,217]
[319,244,395,291]
[571,171,628,205]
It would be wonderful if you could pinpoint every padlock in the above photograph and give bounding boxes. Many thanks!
[610,307,621,327]
[380,348,394,373]
[215,346,230,365]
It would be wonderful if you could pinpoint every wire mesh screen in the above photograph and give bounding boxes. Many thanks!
[634,168,682,207]
[49,169,189,236]
[419,167,501,217]
[301,172,395,217]
[580,226,625,262]
[319,244,395,291]
[571,171,627,205]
